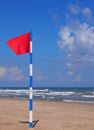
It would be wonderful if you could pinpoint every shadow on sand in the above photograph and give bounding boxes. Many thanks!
[19,120,39,128]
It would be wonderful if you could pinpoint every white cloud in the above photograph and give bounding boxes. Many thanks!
[57,26,74,51]
[69,5,80,14]
[0,66,25,81]
[57,21,94,58]
[35,75,45,81]
[74,75,82,82]
[0,66,7,78]
[68,54,72,57]
[34,71,47,81]
[66,63,73,68]
[69,5,92,19]
[8,66,25,81]
[67,71,75,76]
[83,8,92,18]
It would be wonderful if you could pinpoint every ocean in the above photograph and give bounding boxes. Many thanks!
[0,87,94,104]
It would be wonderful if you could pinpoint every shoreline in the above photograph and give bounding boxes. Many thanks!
[0,98,94,130]
[0,97,94,105]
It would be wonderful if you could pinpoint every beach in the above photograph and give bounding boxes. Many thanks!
[0,98,94,130]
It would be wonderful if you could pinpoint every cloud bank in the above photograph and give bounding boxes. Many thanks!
[57,21,94,59]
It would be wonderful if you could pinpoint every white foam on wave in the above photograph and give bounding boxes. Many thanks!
[42,95,46,98]
[82,95,94,98]
[32,90,76,97]
[0,89,75,97]
[48,91,75,96]
[61,92,75,95]
[0,89,27,93]
[48,96,55,99]
[63,99,94,104]
[33,89,49,92]
[0,89,29,97]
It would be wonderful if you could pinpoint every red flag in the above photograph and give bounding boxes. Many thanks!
[6,32,30,55]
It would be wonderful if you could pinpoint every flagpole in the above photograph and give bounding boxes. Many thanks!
[29,31,33,128]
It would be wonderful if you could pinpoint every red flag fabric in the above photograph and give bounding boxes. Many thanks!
[6,32,30,55]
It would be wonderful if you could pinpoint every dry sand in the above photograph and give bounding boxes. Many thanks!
[0,98,94,130]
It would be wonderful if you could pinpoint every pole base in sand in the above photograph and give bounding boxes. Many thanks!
[29,122,33,128]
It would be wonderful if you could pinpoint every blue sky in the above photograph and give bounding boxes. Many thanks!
[0,0,94,88]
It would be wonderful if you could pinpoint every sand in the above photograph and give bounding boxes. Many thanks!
[0,98,94,130]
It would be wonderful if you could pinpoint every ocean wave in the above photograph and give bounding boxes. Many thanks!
[0,88,94,104]
[82,95,94,98]
[63,100,94,104]
[33,91,75,96]
[33,89,49,93]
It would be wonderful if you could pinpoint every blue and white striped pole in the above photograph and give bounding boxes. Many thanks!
[29,32,33,128]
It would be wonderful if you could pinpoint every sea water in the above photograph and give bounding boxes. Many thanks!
[0,87,94,104]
